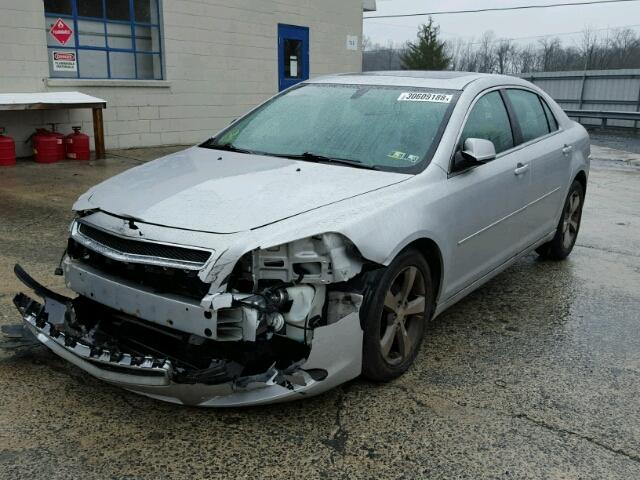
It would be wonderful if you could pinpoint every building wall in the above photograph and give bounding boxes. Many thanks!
[0,0,364,156]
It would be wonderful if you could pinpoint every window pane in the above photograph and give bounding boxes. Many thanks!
[461,91,513,154]
[107,22,133,49]
[78,0,103,18]
[135,26,152,51]
[136,53,161,79]
[109,51,136,78]
[78,20,106,47]
[44,0,72,15]
[541,100,559,131]
[136,26,160,52]
[134,0,158,23]
[78,49,108,78]
[506,90,550,142]
[106,0,131,21]
[46,18,76,47]
[284,39,302,79]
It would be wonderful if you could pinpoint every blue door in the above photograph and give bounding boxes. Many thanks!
[278,24,309,91]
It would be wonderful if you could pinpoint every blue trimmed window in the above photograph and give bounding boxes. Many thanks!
[44,0,163,80]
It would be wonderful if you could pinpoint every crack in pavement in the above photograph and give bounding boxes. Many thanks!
[387,384,640,465]
[322,387,350,458]
[512,412,640,465]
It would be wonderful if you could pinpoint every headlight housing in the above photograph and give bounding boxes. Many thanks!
[227,233,365,294]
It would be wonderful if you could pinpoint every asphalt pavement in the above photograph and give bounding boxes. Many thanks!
[0,137,638,479]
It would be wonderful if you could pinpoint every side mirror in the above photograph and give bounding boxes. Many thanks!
[461,138,496,163]
[453,138,497,172]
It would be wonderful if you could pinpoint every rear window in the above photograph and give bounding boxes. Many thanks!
[506,89,550,143]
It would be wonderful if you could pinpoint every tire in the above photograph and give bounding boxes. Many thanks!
[361,248,434,382]
[536,180,585,260]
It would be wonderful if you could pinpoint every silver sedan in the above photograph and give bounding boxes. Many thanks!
[9,71,590,406]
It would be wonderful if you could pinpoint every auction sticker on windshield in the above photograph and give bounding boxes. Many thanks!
[398,92,453,103]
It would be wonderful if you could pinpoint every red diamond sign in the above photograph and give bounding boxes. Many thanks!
[49,18,73,45]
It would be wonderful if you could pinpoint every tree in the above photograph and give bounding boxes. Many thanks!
[517,44,538,74]
[364,26,640,74]
[538,37,562,71]
[478,31,496,73]
[579,27,598,70]
[495,39,515,74]
[400,17,450,70]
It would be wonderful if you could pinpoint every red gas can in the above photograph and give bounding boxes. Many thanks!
[49,124,66,161]
[0,127,16,166]
[33,128,60,164]
[65,126,91,160]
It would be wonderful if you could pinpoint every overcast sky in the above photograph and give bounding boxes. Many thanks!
[363,0,640,47]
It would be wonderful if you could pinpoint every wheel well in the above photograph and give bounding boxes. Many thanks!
[575,170,587,193]
[403,238,443,304]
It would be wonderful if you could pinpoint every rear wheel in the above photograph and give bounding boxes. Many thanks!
[536,180,585,260]
[361,249,434,382]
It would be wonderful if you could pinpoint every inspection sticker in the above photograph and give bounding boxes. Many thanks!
[388,151,407,160]
[398,92,453,103]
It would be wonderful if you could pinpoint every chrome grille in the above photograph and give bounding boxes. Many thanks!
[77,223,211,267]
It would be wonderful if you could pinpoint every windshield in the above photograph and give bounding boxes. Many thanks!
[203,84,458,172]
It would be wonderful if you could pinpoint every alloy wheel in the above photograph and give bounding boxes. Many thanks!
[562,190,581,249]
[380,266,426,366]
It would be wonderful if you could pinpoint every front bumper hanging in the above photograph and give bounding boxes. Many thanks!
[14,293,173,387]
[6,265,364,407]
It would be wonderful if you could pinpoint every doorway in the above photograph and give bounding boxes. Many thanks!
[278,24,309,91]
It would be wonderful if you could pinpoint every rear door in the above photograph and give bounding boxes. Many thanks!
[445,89,532,297]
[503,89,572,246]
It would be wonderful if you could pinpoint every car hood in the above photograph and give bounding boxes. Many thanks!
[75,147,412,233]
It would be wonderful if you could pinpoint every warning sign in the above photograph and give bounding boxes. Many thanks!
[49,18,73,45]
[52,51,77,72]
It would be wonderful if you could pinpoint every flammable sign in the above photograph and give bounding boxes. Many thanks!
[49,18,73,45]
[52,51,77,72]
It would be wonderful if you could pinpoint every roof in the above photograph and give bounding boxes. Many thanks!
[308,71,499,90]
[0,91,106,111]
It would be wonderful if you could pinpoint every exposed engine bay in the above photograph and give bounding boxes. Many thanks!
[8,213,372,406]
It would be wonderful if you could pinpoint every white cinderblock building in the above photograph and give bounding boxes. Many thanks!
[0,0,375,156]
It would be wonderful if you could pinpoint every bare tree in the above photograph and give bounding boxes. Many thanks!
[445,37,466,71]
[361,35,371,52]
[610,28,639,68]
[517,43,538,74]
[478,31,496,73]
[538,37,562,71]
[363,24,640,73]
[495,39,515,74]
[579,27,598,70]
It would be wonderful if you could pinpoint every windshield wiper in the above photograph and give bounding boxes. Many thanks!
[202,142,254,154]
[273,152,378,170]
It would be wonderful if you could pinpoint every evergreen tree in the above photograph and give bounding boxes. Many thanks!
[401,18,450,70]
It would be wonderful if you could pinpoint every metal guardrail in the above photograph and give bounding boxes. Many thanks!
[563,109,640,128]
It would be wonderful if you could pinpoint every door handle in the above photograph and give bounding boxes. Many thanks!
[514,163,529,175]
[562,144,573,155]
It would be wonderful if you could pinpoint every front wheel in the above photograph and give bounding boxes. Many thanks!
[361,249,434,382]
[537,180,585,260]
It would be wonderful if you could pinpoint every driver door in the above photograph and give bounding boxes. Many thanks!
[443,89,532,298]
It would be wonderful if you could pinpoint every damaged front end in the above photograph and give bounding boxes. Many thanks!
[8,222,369,407]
